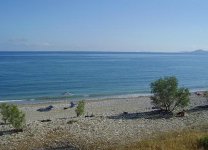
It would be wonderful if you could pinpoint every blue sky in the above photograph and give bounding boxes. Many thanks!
[0,0,208,52]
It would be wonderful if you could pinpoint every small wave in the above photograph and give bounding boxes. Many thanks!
[62,92,74,96]
[189,88,208,93]
[0,100,24,103]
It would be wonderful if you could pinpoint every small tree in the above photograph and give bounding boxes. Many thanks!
[0,103,11,124]
[8,105,25,129]
[75,100,85,117]
[0,103,25,129]
[150,76,190,112]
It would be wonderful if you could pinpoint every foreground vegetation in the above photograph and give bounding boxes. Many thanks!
[109,126,208,150]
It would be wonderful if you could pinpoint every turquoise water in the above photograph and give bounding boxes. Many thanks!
[0,51,208,101]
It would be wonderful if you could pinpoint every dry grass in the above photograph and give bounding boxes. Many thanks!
[108,127,208,150]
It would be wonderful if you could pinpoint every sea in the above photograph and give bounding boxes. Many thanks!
[0,51,208,102]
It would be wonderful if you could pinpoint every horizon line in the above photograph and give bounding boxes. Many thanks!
[0,49,207,53]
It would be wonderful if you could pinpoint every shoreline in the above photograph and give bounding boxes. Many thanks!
[0,88,207,105]
[0,92,152,104]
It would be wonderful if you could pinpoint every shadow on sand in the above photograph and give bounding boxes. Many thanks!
[107,110,173,120]
[188,105,208,113]
[44,145,78,150]
[107,104,208,120]
[0,122,23,136]
[0,128,23,136]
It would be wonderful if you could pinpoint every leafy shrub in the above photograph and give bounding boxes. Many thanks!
[150,76,190,112]
[0,103,11,124]
[75,100,85,117]
[199,136,208,149]
[0,103,25,129]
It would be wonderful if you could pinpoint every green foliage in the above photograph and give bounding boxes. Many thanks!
[0,103,11,124]
[75,100,85,117]
[0,103,25,129]
[150,76,190,112]
[8,105,25,129]
[199,136,208,149]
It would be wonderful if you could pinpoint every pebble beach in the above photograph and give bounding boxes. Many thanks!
[0,93,208,150]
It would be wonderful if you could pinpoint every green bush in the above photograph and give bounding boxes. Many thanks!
[150,76,190,112]
[199,136,208,149]
[0,103,25,129]
[0,103,11,124]
[75,100,85,117]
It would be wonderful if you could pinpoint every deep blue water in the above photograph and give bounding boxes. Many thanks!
[0,51,208,101]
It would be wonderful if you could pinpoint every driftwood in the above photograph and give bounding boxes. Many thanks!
[85,113,95,118]
[40,119,51,122]
[195,92,203,96]
[176,110,187,117]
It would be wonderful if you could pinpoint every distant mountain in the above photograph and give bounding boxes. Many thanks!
[190,49,208,54]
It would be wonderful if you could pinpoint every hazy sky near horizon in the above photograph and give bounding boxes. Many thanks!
[1,0,208,52]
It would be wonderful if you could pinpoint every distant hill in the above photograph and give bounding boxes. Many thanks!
[190,49,208,54]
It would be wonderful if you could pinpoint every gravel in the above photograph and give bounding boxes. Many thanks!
[1,94,208,149]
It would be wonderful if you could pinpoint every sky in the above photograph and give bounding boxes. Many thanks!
[0,0,208,52]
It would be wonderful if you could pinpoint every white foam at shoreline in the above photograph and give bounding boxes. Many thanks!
[0,100,24,103]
